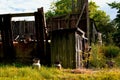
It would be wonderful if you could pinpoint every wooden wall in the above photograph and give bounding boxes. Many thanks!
[11,21,36,41]
[47,14,79,32]
[50,29,76,68]
[0,42,37,63]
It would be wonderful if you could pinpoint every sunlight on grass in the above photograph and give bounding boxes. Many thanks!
[0,65,120,80]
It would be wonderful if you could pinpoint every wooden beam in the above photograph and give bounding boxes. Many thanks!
[11,13,34,17]
[0,12,34,17]
[1,14,16,62]
[76,3,86,27]
[35,7,45,65]
[86,0,90,44]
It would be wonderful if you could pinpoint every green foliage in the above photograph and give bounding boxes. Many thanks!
[114,54,120,67]
[112,29,120,47]
[89,2,110,23]
[45,10,55,19]
[45,0,73,18]
[108,2,120,46]
[102,45,120,58]
[54,0,72,15]
[89,44,120,68]
[108,2,120,10]
[89,44,106,68]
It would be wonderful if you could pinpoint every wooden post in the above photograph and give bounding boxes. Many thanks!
[0,16,2,31]
[34,7,45,65]
[85,0,90,45]
[77,0,90,44]
[1,14,16,62]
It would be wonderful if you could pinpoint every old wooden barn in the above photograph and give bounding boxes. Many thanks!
[0,0,101,69]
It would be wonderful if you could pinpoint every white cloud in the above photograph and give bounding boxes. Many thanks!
[0,0,119,20]
[0,0,55,20]
[0,0,54,14]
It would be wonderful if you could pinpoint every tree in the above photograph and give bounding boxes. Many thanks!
[45,0,73,19]
[108,2,120,46]
[108,2,120,29]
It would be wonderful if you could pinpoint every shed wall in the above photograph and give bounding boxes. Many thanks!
[50,30,76,68]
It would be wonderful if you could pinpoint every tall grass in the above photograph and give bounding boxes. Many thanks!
[0,64,120,80]
[89,44,120,68]
[89,44,106,68]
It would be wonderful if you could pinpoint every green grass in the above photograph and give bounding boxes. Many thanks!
[0,65,120,80]
[89,44,120,68]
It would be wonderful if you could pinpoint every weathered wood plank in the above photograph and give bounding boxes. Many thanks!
[0,14,16,62]
[35,7,45,65]
[50,30,76,68]
[0,13,34,17]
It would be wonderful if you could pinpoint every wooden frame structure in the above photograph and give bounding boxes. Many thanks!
[0,7,46,64]
[0,0,99,69]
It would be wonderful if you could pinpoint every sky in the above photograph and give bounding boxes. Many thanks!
[0,0,119,20]
[91,0,119,20]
